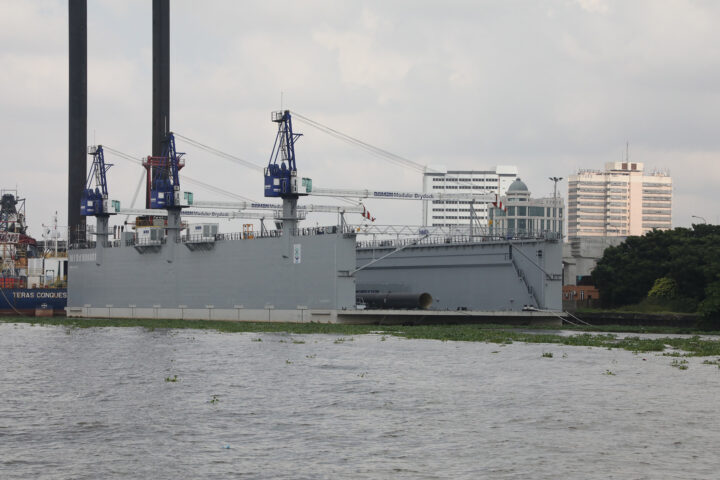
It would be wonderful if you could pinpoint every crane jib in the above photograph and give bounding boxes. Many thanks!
[372,192,433,200]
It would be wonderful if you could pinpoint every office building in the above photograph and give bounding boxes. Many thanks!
[567,162,672,237]
[422,165,517,227]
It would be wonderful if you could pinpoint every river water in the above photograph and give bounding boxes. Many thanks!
[1,323,719,479]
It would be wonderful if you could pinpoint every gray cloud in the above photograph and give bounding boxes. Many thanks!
[2,0,719,235]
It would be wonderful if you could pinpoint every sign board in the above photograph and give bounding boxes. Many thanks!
[293,244,302,264]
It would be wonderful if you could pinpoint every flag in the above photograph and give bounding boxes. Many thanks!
[361,205,376,222]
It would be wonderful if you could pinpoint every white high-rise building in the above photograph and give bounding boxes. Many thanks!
[422,165,518,227]
[567,161,672,237]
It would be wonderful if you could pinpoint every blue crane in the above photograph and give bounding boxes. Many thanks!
[148,132,185,208]
[264,110,303,198]
[81,145,113,216]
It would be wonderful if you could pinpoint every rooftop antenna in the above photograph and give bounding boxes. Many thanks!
[626,141,630,162]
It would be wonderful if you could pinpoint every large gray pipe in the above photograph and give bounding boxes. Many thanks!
[358,293,433,310]
[68,0,87,244]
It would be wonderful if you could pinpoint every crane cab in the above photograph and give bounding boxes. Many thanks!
[80,187,104,215]
[264,164,297,197]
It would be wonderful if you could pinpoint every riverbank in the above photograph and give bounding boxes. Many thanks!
[4,316,720,357]
[575,310,702,328]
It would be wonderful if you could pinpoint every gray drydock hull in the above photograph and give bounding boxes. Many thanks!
[355,238,562,312]
[68,232,357,321]
[68,231,562,322]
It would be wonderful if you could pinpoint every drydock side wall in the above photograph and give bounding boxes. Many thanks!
[68,233,356,321]
[355,239,562,311]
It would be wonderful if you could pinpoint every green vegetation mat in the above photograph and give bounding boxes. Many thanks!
[4,316,720,357]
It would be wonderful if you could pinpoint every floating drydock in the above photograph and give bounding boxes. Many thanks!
[67,224,564,324]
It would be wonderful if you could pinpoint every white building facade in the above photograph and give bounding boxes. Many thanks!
[568,162,672,237]
[422,165,518,227]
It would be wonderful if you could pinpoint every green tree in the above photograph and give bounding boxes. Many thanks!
[648,277,678,298]
[698,280,720,328]
[591,225,720,309]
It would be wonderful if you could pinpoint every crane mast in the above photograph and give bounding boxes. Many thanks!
[148,132,185,209]
[264,110,303,199]
[81,145,113,216]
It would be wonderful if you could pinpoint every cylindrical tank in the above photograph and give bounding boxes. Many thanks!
[358,293,433,310]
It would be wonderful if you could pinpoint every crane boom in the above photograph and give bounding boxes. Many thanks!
[191,200,366,214]
[115,207,285,221]
[307,187,496,203]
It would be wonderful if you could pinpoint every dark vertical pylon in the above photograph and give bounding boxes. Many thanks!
[151,0,170,207]
[68,0,87,243]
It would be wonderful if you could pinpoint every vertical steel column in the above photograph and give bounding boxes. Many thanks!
[68,0,87,244]
[151,0,170,207]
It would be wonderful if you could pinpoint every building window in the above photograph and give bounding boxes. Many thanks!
[529,206,544,216]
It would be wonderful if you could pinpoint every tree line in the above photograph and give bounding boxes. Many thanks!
[591,224,720,322]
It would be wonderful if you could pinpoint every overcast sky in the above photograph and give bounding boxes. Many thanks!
[2,0,720,237]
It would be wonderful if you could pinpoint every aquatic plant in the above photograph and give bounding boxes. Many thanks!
[165,375,178,382]
[671,359,689,370]
[5,316,720,358]
[662,351,688,357]
[209,395,220,404]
